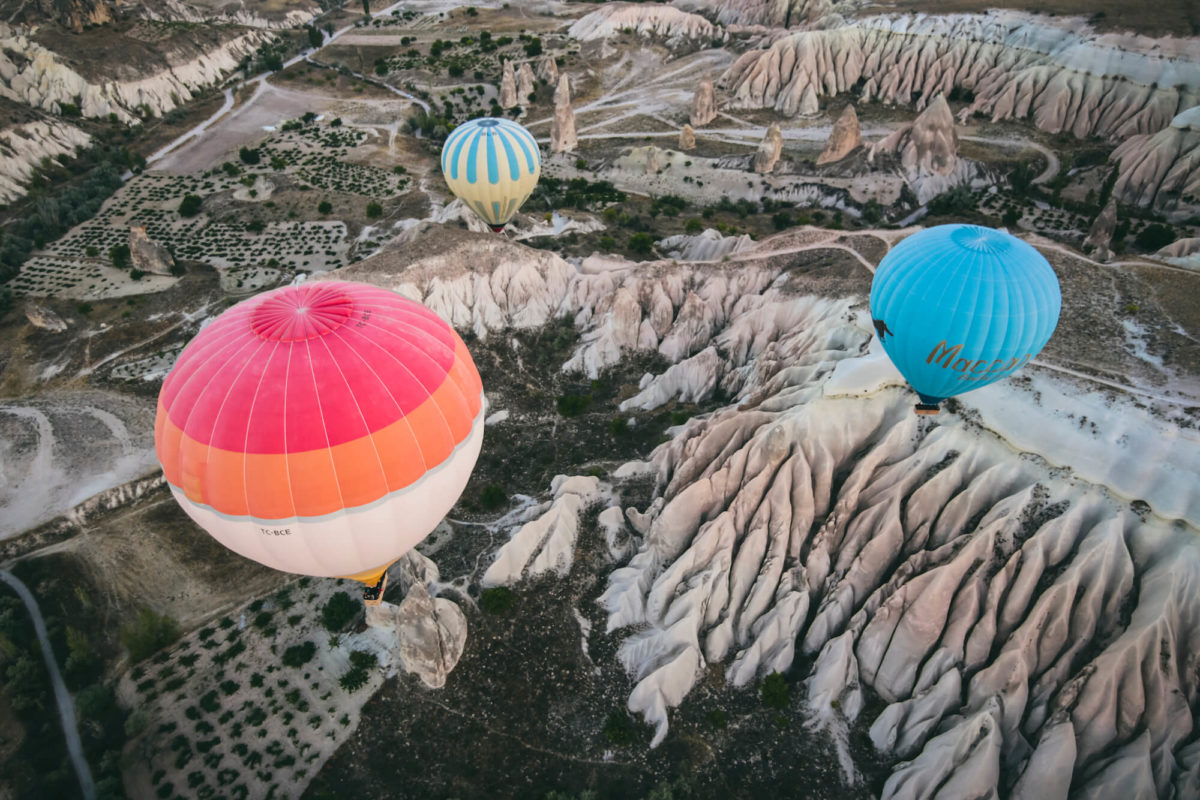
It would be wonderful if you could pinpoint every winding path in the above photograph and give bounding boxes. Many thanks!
[0,570,96,800]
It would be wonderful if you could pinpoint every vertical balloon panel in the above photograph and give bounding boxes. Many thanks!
[869,225,1061,407]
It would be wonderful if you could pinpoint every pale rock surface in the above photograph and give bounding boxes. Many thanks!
[569,4,719,46]
[1082,198,1118,260]
[129,227,176,276]
[752,123,783,173]
[482,476,611,586]
[364,552,467,689]
[139,0,317,29]
[870,95,958,177]
[881,700,1004,800]
[516,62,536,105]
[816,104,861,165]
[538,56,558,85]
[0,24,272,122]
[598,505,633,562]
[671,0,831,27]
[657,228,753,261]
[0,119,91,203]
[551,75,578,153]
[23,303,68,332]
[620,346,722,411]
[1111,106,1200,219]
[690,76,717,127]
[722,11,1200,141]
[678,123,696,150]
[500,59,518,108]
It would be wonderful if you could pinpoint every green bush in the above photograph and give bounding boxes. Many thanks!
[480,483,507,510]
[178,194,203,217]
[556,393,592,417]
[365,201,383,219]
[109,244,130,269]
[628,232,654,255]
[239,147,261,165]
[339,666,368,692]
[282,642,316,668]
[121,608,181,663]
[1135,223,1176,251]
[479,587,515,615]
[685,218,703,233]
[349,650,377,670]
[760,672,790,709]
[321,592,360,632]
[318,200,332,214]
[603,710,637,745]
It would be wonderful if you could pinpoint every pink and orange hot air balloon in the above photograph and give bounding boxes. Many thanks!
[155,281,484,603]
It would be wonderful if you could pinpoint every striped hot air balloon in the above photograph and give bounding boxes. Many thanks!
[155,282,484,597]
[441,117,541,232]
[869,224,1061,414]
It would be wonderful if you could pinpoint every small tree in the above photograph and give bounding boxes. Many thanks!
[479,587,515,614]
[1135,223,1176,251]
[365,201,383,219]
[282,642,316,668]
[178,194,203,217]
[760,672,790,709]
[121,608,181,663]
[109,244,131,269]
[318,200,333,214]
[628,232,654,255]
[321,592,360,632]
[239,147,261,165]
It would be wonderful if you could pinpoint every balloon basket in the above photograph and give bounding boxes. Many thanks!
[362,573,388,607]
[914,403,940,416]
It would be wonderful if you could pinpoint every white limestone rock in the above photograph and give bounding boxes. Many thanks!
[690,76,717,127]
[722,11,1200,140]
[516,62,536,104]
[569,4,719,46]
[24,303,68,332]
[500,59,518,109]
[817,104,862,165]
[366,582,467,690]
[671,0,831,27]
[0,119,91,203]
[658,229,753,262]
[1083,197,1118,260]
[129,227,175,276]
[870,95,958,178]
[620,346,722,411]
[1111,105,1200,220]
[752,123,783,174]
[482,476,611,586]
[538,56,558,85]
[551,75,578,153]
[679,123,696,150]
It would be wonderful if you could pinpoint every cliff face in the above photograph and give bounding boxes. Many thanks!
[0,23,273,122]
[0,117,91,202]
[1111,106,1200,219]
[569,3,719,46]
[723,11,1200,141]
[671,0,832,28]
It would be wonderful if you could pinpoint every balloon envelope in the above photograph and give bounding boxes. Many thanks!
[869,224,1061,406]
[441,117,541,231]
[155,281,484,585]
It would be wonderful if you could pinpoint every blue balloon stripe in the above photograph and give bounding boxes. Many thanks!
[506,123,539,174]
[448,127,472,181]
[466,127,485,185]
[497,129,520,182]
[485,129,500,184]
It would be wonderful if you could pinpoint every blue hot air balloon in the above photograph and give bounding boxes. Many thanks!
[869,224,1061,414]
[441,117,541,232]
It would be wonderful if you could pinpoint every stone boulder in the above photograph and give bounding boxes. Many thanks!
[817,104,861,165]
[500,59,518,108]
[551,74,578,153]
[129,226,175,275]
[1083,198,1118,261]
[517,62,536,104]
[870,95,958,177]
[24,303,68,332]
[753,123,783,173]
[690,76,717,127]
[679,123,696,150]
[538,56,558,85]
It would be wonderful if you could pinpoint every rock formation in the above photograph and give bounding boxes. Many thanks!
[137,0,317,29]
[47,0,116,32]
[551,75,578,153]
[817,104,861,165]
[753,123,783,173]
[870,95,958,177]
[516,62,536,104]
[671,0,831,27]
[1111,106,1200,220]
[0,119,91,203]
[129,227,175,276]
[657,229,753,262]
[23,303,68,332]
[569,4,719,46]
[499,59,518,108]
[0,23,273,122]
[690,76,717,127]
[679,123,696,150]
[1083,198,1118,260]
[722,11,1200,141]
[538,55,558,85]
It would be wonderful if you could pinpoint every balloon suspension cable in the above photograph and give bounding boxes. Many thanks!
[914,402,941,416]
[362,573,388,607]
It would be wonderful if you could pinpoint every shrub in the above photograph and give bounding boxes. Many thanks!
[121,608,181,663]
[479,587,515,615]
[109,244,130,269]
[603,710,637,745]
[339,667,369,692]
[239,147,261,165]
[1135,223,1176,251]
[321,592,360,632]
[282,642,316,668]
[556,393,592,417]
[760,672,790,709]
[480,484,506,510]
[365,201,383,219]
[628,232,654,254]
[178,194,203,217]
[685,218,703,233]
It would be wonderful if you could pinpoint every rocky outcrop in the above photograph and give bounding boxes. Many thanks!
[1083,198,1118,260]
[46,0,116,32]
[551,74,577,153]
[679,123,696,150]
[129,227,175,276]
[753,123,783,173]
[137,0,317,29]
[817,104,861,165]
[569,4,719,46]
[671,0,831,27]
[538,55,558,85]
[657,228,753,261]
[690,75,717,126]
[722,11,1200,141]
[1111,106,1200,220]
[500,59,518,108]
[517,62,536,104]
[0,23,273,122]
[24,302,68,332]
[870,95,958,177]
[0,118,91,203]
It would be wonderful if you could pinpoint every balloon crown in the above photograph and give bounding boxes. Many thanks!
[250,284,355,342]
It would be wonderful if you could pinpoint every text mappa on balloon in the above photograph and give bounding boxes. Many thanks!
[926,340,1033,381]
